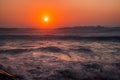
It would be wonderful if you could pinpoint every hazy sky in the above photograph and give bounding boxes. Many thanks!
[0,0,120,28]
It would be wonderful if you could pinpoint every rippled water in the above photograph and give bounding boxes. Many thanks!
[0,39,120,80]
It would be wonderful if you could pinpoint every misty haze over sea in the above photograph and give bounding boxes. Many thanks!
[0,26,120,80]
[0,26,120,37]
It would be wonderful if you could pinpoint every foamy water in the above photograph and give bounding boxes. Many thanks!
[0,39,120,80]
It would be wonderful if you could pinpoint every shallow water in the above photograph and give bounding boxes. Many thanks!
[0,39,120,80]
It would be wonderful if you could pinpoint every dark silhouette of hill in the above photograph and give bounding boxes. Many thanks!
[56,26,120,33]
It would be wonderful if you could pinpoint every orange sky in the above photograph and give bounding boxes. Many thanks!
[0,0,120,28]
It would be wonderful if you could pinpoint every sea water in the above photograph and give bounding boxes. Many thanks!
[0,36,120,80]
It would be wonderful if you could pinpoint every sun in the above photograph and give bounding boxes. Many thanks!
[44,17,49,22]
[36,11,57,29]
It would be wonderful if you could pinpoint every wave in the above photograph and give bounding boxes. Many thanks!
[0,46,63,54]
[0,49,31,54]
[0,35,120,41]
[37,46,63,53]
[0,61,120,80]
[70,47,95,56]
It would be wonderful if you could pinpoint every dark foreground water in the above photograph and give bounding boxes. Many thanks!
[0,36,120,80]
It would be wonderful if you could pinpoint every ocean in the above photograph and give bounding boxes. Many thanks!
[0,27,120,80]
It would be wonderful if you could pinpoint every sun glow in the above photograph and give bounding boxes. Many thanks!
[35,11,58,29]
[44,17,49,22]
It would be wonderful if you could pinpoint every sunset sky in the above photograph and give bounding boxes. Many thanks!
[0,0,120,28]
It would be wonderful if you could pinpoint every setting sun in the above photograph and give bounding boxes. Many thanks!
[35,10,59,29]
[44,17,49,22]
